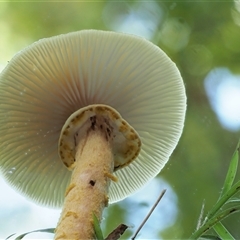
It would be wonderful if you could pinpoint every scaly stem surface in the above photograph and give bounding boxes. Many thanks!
[55,128,114,239]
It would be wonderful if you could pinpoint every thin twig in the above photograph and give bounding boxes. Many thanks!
[131,189,167,240]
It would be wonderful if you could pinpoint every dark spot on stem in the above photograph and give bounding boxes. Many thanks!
[89,180,96,186]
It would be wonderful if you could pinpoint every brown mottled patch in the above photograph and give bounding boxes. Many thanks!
[66,211,78,218]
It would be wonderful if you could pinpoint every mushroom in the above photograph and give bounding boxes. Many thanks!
[0,30,186,239]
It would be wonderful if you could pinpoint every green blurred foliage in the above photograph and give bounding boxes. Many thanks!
[1,1,240,239]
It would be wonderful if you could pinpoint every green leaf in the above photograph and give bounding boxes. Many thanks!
[199,234,221,240]
[227,198,240,205]
[213,222,234,240]
[205,179,240,222]
[190,206,240,239]
[211,142,239,240]
[93,213,104,240]
[220,140,239,197]
[12,228,55,240]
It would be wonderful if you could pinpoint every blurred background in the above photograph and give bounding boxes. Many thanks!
[0,1,240,239]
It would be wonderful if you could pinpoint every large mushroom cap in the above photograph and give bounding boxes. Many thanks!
[0,30,186,207]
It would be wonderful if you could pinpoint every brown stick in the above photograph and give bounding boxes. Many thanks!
[55,128,114,239]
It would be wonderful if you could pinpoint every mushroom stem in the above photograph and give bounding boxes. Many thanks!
[54,127,114,239]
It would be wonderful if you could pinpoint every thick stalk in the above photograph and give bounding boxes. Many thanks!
[55,128,114,239]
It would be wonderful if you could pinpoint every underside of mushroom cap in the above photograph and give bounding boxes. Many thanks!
[0,30,186,207]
